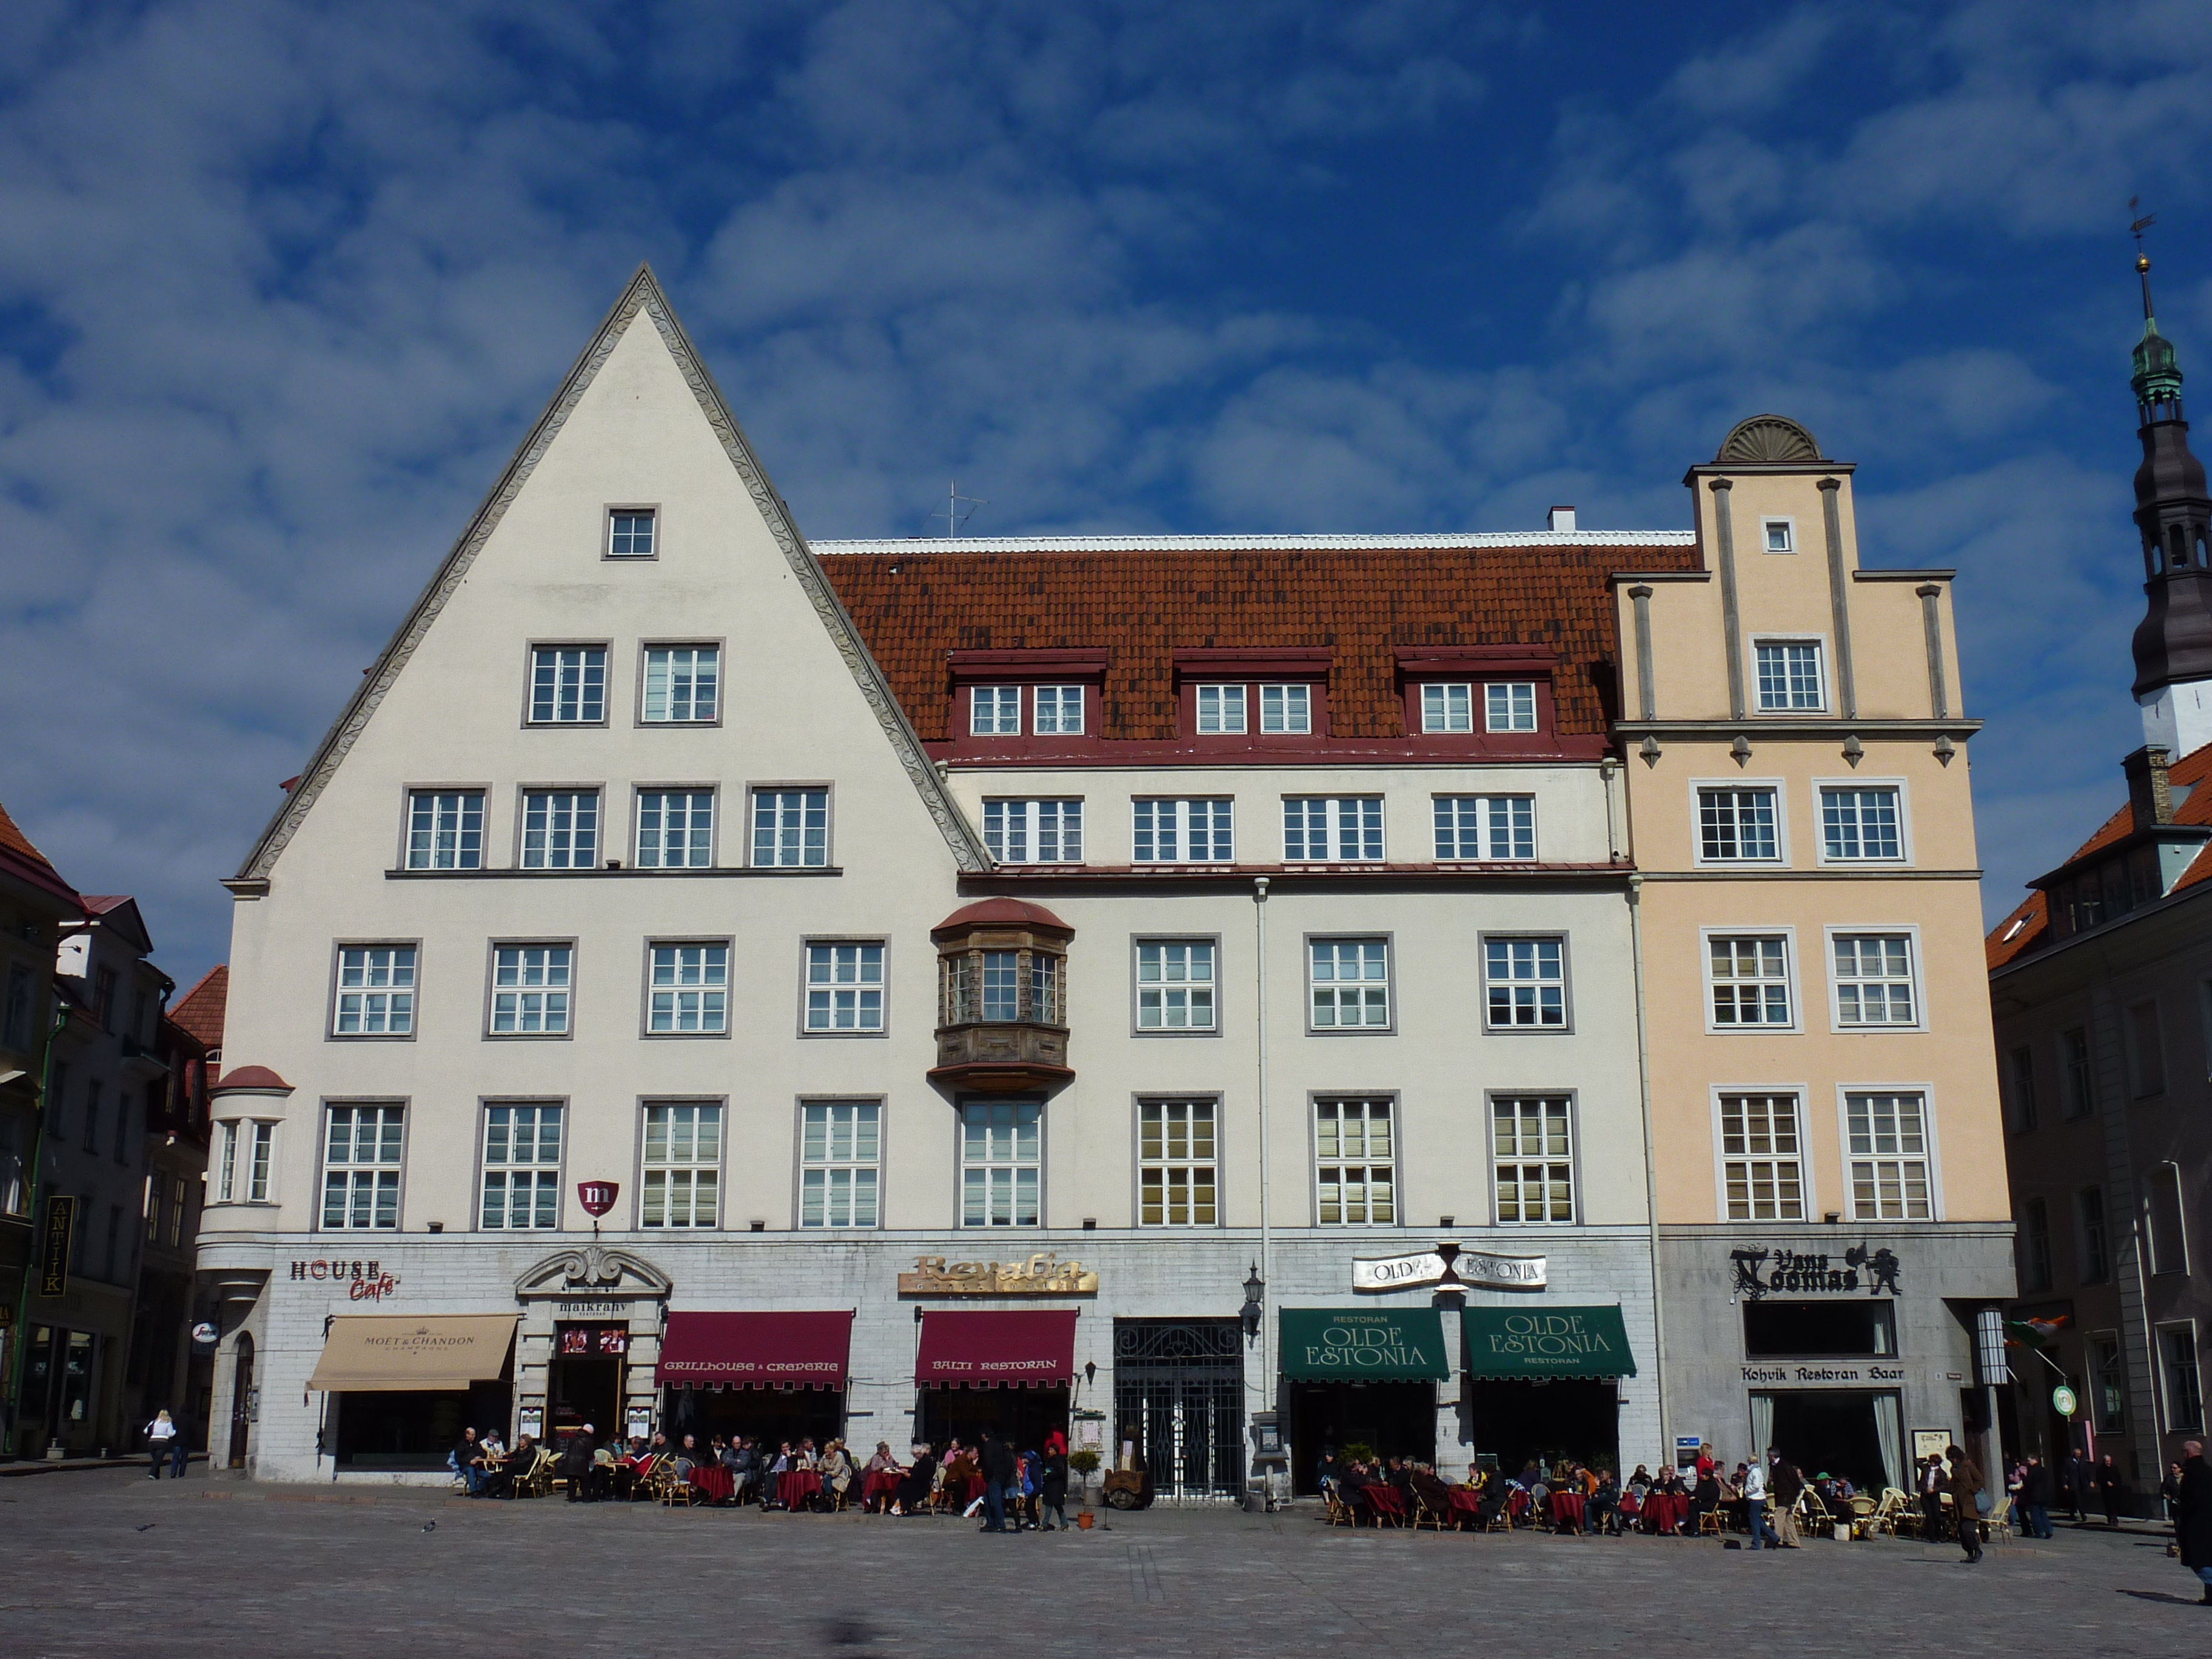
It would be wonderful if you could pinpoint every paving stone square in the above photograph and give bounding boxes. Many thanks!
[1,1470,2205,1658]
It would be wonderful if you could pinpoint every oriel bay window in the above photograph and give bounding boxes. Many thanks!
[930,900,1073,1093]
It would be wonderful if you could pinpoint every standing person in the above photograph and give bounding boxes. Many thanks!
[2065,1449,2092,1523]
[144,1410,178,1480]
[1768,1450,1803,1548]
[978,1429,1015,1533]
[1743,1453,1775,1550]
[561,1424,598,1503]
[2173,1439,2212,1606]
[2097,1453,2123,1527]
[1039,1432,1070,1532]
[1946,1445,1985,1563]
[1918,1454,1946,1540]
[2020,1454,2054,1540]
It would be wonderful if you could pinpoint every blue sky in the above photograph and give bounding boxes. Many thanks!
[3,0,2211,989]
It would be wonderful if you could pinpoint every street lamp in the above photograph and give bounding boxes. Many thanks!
[1240,1262,1265,1348]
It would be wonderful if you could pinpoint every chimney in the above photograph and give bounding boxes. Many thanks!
[2123,745,2174,830]
[1547,505,1577,533]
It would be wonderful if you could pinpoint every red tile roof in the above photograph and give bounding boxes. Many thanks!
[819,542,1701,742]
[0,799,78,904]
[171,965,229,1051]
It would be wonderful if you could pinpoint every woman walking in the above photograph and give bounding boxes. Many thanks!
[144,1410,178,1480]
[1039,1432,1070,1532]
[1947,1446,1985,1563]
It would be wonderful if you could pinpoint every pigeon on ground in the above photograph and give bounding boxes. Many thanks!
[421,1521,436,1532]
[134,1524,156,1532]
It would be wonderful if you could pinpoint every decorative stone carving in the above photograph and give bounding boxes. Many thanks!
[1715,415,1823,464]
[1731,734,1754,767]
[515,1245,672,1299]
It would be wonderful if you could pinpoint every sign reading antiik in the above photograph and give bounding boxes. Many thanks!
[38,1194,75,1298]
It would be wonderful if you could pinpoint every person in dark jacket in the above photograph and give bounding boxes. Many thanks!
[2064,1450,2092,1523]
[892,1447,936,1516]
[2096,1453,2123,1527]
[561,1426,598,1503]
[2019,1455,2055,1539]
[2174,1440,2212,1605]
[1039,1432,1070,1531]
[1946,1446,1984,1562]
[978,1429,1015,1533]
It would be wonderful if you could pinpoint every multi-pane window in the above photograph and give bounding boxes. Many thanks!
[1698,787,1779,861]
[648,943,728,1034]
[215,1121,273,1204]
[480,1104,562,1229]
[1259,684,1311,734]
[2061,1028,2094,1118]
[971,686,1021,735]
[1031,953,1062,1025]
[2091,1335,2127,1433]
[642,1103,720,1228]
[805,943,884,1032]
[1139,1101,1217,1225]
[406,789,483,870]
[642,646,719,723]
[2006,1047,2037,1133]
[980,952,1019,1021]
[1283,796,1383,862]
[1719,1093,1805,1221]
[247,1122,272,1202]
[529,646,606,723]
[752,788,829,867]
[608,509,656,558]
[1310,939,1389,1029]
[636,789,714,868]
[2078,1185,2110,1282]
[1434,795,1535,860]
[168,1175,187,1245]
[1315,1099,1393,1225]
[1763,518,1794,553]
[333,947,417,1036]
[1485,682,1537,732]
[321,1105,403,1230]
[1136,941,1216,1031]
[1486,937,1567,1029]
[1845,1092,1932,1221]
[1820,787,1903,861]
[961,1101,1041,1227]
[982,799,1082,863]
[1493,1096,1574,1223]
[491,945,572,1035]
[1708,936,1791,1027]
[800,1102,880,1227]
[1195,685,1246,734]
[1133,798,1233,863]
[1033,685,1084,735]
[2163,1327,2205,1432]
[2017,1196,2052,1293]
[1755,642,1824,711]
[1421,683,1473,732]
[1833,934,1916,1026]
[520,789,599,869]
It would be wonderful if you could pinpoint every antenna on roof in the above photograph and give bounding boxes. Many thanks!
[930,480,987,538]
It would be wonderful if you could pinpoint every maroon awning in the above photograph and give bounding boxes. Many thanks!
[656,1311,853,1391]
[916,1309,1078,1389]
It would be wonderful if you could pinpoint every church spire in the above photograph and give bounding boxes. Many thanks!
[2126,240,2212,757]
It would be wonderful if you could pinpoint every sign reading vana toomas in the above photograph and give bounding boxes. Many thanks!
[1280,1309,1450,1380]
[1463,1306,1637,1379]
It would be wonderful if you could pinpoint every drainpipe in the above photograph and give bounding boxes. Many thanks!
[1626,873,1670,1467]
[1253,877,1273,1415]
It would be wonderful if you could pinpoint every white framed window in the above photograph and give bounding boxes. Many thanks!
[642,1102,720,1227]
[1819,785,1904,862]
[971,686,1021,735]
[1706,934,1792,1028]
[1259,683,1311,734]
[1845,1091,1933,1221]
[1485,682,1538,732]
[1697,785,1781,862]
[800,1102,880,1227]
[321,1104,403,1230]
[529,646,606,723]
[1132,798,1233,863]
[636,789,714,868]
[1718,1093,1805,1221]
[1315,1098,1393,1225]
[805,942,884,1032]
[642,646,719,723]
[1755,641,1825,711]
[1137,940,1217,1032]
[1832,933,1918,1027]
[480,1103,562,1229]
[1761,517,1794,554]
[1421,683,1473,732]
[1433,795,1535,860]
[333,946,416,1036]
[982,798,1082,863]
[1492,1095,1574,1223]
[490,945,571,1036]
[648,942,728,1034]
[752,788,829,867]
[1195,684,1247,734]
[607,508,656,558]
[1284,796,1383,862]
[1310,938,1389,1030]
[406,789,483,870]
[215,1121,273,1204]
[1033,685,1084,735]
[520,789,599,869]
[1139,1100,1218,1225]
[1484,937,1567,1030]
[961,1100,1041,1227]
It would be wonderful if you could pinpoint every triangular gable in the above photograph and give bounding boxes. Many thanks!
[229,264,986,886]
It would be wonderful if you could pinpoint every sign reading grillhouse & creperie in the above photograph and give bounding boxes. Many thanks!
[1279,1309,1451,1380]
[1461,1306,1638,1379]
[1352,1247,1546,1293]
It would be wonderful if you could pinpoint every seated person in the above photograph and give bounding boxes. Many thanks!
[1590,1471,1621,1535]
[820,1439,856,1503]
[672,1435,700,1478]
[893,1447,938,1516]
[1409,1464,1455,1518]
[1626,1464,1654,1498]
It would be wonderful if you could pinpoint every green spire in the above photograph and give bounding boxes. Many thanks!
[2134,253,2185,415]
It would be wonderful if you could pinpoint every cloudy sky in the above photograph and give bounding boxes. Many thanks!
[3,0,2210,989]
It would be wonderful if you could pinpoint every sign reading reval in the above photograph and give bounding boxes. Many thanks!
[1279,1309,1450,1380]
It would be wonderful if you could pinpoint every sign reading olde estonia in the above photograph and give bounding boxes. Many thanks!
[1728,1244,1902,1301]
[898,1253,1098,1296]
[1353,1245,1546,1293]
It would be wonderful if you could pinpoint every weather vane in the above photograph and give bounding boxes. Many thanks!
[929,480,987,538]
[2131,196,2157,304]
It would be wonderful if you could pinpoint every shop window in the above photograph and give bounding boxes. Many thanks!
[1742,1300,1896,1358]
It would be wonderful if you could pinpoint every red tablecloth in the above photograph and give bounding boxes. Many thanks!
[777,1470,824,1509]
[1446,1490,1484,1527]
[954,1474,988,1507]
[1361,1485,1409,1523]
[1507,1489,1531,1520]
[1550,1491,1587,1529]
[1643,1492,1689,1534]
[862,1470,902,1508]
[690,1465,734,1502]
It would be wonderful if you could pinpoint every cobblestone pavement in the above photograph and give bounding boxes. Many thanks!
[1,1471,2205,1658]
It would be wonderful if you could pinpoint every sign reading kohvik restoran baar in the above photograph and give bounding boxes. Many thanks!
[1280,1309,1451,1379]
[1462,1306,1637,1379]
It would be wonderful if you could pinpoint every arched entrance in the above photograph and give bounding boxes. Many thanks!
[227,1332,255,1469]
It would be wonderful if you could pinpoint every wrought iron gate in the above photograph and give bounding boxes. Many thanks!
[1113,1319,1244,1502]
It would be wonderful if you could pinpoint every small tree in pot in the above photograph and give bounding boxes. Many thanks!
[1068,1446,1101,1501]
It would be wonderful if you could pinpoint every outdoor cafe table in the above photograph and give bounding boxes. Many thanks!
[777,1470,824,1510]
[690,1464,735,1503]
[862,1470,902,1510]
[1549,1492,1586,1530]
[1642,1492,1689,1535]
[1445,1490,1484,1529]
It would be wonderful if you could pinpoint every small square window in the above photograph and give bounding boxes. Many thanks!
[1698,788,1780,862]
[752,788,830,868]
[1708,936,1791,1027]
[529,646,607,723]
[1422,683,1473,733]
[1820,786,1903,861]
[1834,934,1917,1027]
[1484,682,1538,732]
[490,945,572,1036]
[1259,684,1310,734]
[406,790,483,870]
[1485,937,1567,1029]
[1196,685,1247,734]
[1310,939,1389,1029]
[642,646,719,723]
[607,510,656,558]
[637,790,714,868]
[520,790,599,870]
[1755,642,1824,712]
[805,943,885,1032]
[1033,685,1084,736]
[648,943,728,1034]
[971,686,1021,736]
[334,947,417,1036]
[1763,518,1794,553]
[1137,941,1216,1031]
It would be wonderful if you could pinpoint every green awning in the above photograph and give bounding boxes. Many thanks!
[1463,1305,1637,1379]
[1280,1309,1450,1381]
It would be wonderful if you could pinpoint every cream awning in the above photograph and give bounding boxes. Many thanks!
[306,1315,518,1392]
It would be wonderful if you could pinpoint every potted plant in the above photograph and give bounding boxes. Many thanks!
[1070,1447,1101,1526]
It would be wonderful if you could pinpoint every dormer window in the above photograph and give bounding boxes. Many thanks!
[1485,683,1538,732]
[1259,685,1311,734]
[1421,684,1473,733]
[1196,685,1245,734]
[1033,685,1084,735]
[971,686,1021,735]
[946,651,1108,750]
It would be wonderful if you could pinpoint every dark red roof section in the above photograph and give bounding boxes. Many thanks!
[212,1064,291,1093]
[820,543,1700,742]
[172,965,229,1051]
[934,898,1073,933]
[0,799,78,904]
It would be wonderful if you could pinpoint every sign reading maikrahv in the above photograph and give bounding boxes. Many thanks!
[1353,1242,1546,1293]
[899,1253,1098,1296]
[1728,1244,1901,1301]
